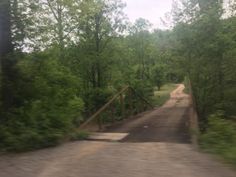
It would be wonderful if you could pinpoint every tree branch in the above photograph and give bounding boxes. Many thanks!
[46,0,59,21]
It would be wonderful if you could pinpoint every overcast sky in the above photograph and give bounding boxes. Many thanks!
[123,0,230,29]
[123,0,173,29]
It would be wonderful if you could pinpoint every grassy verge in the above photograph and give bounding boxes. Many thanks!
[69,130,90,141]
[152,83,177,107]
[199,113,236,165]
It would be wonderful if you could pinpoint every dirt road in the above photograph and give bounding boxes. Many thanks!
[109,84,191,143]
[0,84,235,177]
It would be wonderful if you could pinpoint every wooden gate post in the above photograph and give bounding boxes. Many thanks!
[98,115,102,131]
[120,93,125,118]
[129,89,133,115]
[111,103,115,123]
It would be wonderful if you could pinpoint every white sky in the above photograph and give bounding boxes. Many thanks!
[123,0,230,29]
[123,0,173,29]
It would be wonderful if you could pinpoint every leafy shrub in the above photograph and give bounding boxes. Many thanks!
[130,80,154,101]
[0,54,84,151]
[70,130,89,141]
[151,64,165,90]
[200,112,236,164]
[129,80,154,113]
[82,87,114,115]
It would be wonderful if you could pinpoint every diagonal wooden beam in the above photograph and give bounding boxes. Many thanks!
[79,85,129,129]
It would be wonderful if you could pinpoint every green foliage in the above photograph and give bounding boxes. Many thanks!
[0,54,84,151]
[130,80,154,102]
[171,0,236,127]
[200,113,236,164]
[151,64,166,90]
[0,123,65,152]
[169,1,236,164]
[183,77,190,94]
[82,87,114,115]
[70,130,89,141]
[152,84,177,106]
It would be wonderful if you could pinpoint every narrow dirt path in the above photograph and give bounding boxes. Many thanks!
[0,84,235,177]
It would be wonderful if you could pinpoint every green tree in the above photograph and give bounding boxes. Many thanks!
[78,0,126,89]
[129,18,153,80]
[170,0,236,129]
[24,0,80,56]
[151,65,165,91]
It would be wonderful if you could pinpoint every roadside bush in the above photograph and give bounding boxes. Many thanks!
[130,80,154,101]
[0,54,84,152]
[200,112,236,164]
[70,130,89,141]
[151,64,165,91]
[129,79,153,113]
[82,87,114,115]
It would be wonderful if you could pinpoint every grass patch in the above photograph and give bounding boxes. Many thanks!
[200,113,236,165]
[69,130,90,141]
[152,83,177,106]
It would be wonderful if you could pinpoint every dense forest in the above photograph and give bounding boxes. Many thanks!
[0,0,236,160]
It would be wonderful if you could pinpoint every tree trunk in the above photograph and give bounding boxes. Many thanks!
[0,0,15,111]
[95,13,101,88]
[57,5,64,60]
